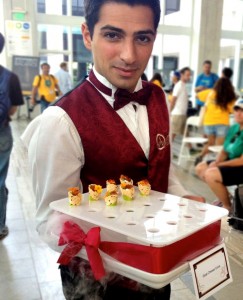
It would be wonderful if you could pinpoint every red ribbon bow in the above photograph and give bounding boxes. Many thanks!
[114,85,152,111]
[57,221,105,280]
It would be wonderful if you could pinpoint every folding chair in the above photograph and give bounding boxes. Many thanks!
[177,116,208,165]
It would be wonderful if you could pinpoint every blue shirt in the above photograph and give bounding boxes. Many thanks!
[195,73,218,106]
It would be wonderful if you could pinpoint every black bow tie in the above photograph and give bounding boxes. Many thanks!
[88,69,152,110]
[114,85,152,111]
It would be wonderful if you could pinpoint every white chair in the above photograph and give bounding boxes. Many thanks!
[177,116,208,165]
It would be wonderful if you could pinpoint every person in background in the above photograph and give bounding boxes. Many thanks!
[167,70,180,103]
[195,77,236,165]
[170,70,180,93]
[55,62,72,95]
[195,60,218,112]
[22,1,204,299]
[170,67,191,141]
[195,98,243,212]
[31,63,62,112]
[0,33,24,240]
[141,72,148,81]
[221,67,233,80]
[150,72,164,88]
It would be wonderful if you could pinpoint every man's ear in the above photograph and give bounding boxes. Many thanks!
[82,23,92,50]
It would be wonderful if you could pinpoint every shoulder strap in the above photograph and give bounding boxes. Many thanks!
[37,75,41,87]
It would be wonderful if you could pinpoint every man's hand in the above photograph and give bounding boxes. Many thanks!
[183,195,206,203]
[208,161,218,168]
[195,86,206,93]
[30,97,36,106]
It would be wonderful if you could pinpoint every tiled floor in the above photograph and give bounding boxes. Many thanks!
[0,117,243,300]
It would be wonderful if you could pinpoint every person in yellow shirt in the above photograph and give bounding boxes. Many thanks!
[150,72,164,88]
[31,63,62,112]
[195,77,236,164]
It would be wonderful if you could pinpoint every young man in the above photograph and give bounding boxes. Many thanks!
[195,60,218,111]
[31,62,62,112]
[0,33,23,240]
[170,67,191,141]
[22,1,203,299]
[55,62,72,94]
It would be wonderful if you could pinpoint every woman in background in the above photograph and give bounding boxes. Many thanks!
[195,99,243,212]
[150,72,164,88]
[195,77,236,164]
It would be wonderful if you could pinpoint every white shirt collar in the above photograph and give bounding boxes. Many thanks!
[93,67,143,98]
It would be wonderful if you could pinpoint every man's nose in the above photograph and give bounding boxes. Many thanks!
[120,40,136,64]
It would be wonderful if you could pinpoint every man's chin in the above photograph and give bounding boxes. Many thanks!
[111,78,139,92]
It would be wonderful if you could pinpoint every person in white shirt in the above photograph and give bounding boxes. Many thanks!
[170,67,191,141]
[54,62,72,94]
[22,1,204,299]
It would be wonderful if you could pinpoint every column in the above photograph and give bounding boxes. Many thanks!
[190,0,224,77]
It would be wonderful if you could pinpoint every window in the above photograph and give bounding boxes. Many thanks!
[72,0,84,16]
[165,0,180,15]
[72,33,92,63]
[63,32,68,50]
[62,0,67,16]
[37,0,46,13]
[40,31,47,49]
[222,0,243,31]
[38,25,68,51]
[163,0,192,27]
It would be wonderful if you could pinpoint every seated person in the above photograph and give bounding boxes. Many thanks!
[195,98,243,212]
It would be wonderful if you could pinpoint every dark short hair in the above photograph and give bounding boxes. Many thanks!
[60,62,67,68]
[203,60,212,65]
[222,67,233,79]
[41,62,50,68]
[84,0,161,37]
[180,67,191,74]
[0,33,5,53]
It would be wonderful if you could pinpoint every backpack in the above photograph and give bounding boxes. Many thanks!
[0,67,11,126]
[228,185,243,231]
[37,74,55,87]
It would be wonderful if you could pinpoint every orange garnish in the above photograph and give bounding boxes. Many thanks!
[120,175,132,182]
[138,179,150,186]
[68,187,80,196]
[107,179,116,184]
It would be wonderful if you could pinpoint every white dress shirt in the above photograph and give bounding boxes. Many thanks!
[21,68,188,247]
[171,80,188,116]
[55,68,72,94]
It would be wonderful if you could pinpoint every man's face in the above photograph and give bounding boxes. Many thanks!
[82,3,156,92]
[203,63,211,75]
[181,70,191,82]
[42,65,50,75]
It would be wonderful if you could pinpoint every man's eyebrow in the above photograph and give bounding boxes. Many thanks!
[135,30,155,36]
[100,25,155,36]
[100,25,125,34]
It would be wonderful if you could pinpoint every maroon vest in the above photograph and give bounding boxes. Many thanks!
[56,75,170,193]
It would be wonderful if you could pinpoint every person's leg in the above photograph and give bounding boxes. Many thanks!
[195,161,209,180]
[200,134,216,158]
[204,167,231,211]
[40,99,50,112]
[0,125,13,237]
[215,125,228,146]
[215,136,225,145]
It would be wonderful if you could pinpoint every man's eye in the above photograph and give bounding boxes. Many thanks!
[137,36,151,43]
[104,32,121,40]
